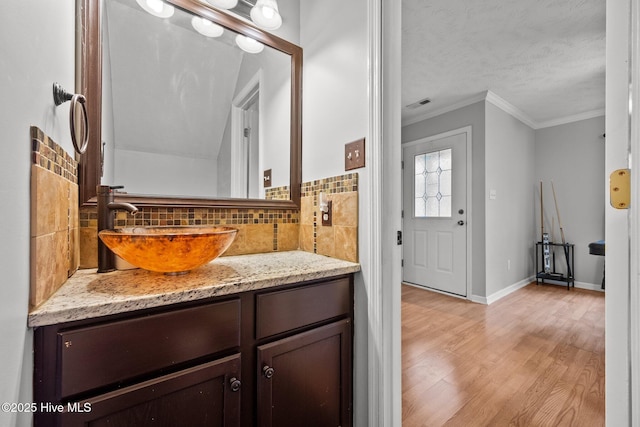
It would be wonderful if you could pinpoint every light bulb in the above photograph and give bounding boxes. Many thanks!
[235,35,264,54]
[262,6,275,19]
[192,16,224,37]
[136,0,174,18]
[250,0,282,30]
[147,0,163,14]
[205,0,238,9]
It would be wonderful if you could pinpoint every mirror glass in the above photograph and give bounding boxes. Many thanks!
[100,0,293,200]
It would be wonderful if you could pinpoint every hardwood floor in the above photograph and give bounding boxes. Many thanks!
[402,283,605,427]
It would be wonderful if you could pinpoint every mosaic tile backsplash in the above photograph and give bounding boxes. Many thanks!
[79,175,358,268]
[265,185,290,200]
[30,126,79,309]
[300,173,358,263]
[31,127,78,185]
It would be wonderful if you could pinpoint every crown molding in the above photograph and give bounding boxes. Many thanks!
[402,90,605,130]
[484,90,537,128]
[536,109,605,129]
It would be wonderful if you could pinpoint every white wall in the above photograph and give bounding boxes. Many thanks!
[300,0,369,182]
[535,116,605,287]
[299,0,369,424]
[485,102,536,296]
[114,149,218,196]
[402,101,487,297]
[0,1,75,426]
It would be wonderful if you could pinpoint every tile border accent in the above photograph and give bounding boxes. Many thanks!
[265,185,290,200]
[80,207,299,228]
[31,126,78,184]
[301,172,358,198]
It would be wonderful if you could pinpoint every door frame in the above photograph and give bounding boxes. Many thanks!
[605,0,634,424]
[630,0,640,422]
[402,126,473,299]
[230,71,263,198]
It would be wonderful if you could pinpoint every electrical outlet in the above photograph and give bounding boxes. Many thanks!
[345,138,365,171]
[321,201,332,226]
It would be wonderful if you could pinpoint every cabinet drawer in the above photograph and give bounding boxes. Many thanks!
[58,299,240,399]
[60,354,241,427]
[256,278,350,339]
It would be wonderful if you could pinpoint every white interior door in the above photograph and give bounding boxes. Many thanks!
[402,130,467,296]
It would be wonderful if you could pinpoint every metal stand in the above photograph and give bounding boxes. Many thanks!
[535,242,575,290]
[588,240,605,290]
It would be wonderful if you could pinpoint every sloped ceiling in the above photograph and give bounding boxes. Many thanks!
[402,0,606,128]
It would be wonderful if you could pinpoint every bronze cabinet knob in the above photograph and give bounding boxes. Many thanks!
[263,366,275,379]
[229,377,241,392]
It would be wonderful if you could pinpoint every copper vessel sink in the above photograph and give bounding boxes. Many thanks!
[98,226,238,274]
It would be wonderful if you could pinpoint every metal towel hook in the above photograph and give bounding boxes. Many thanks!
[53,82,89,155]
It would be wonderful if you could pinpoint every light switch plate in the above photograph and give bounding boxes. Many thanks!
[263,169,272,188]
[345,138,365,171]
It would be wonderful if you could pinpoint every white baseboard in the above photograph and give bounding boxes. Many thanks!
[541,280,605,292]
[469,294,488,304]
[403,277,604,307]
[472,276,535,305]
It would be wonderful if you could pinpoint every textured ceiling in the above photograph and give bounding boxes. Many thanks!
[402,0,606,127]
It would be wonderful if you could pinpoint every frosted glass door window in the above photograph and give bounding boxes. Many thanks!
[414,148,452,217]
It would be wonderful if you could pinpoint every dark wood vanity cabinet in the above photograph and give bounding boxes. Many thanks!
[254,277,353,427]
[34,274,353,427]
[257,320,352,427]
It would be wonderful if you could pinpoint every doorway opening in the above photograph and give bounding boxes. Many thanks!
[231,72,262,198]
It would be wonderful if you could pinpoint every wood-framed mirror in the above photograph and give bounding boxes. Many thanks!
[77,0,302,208]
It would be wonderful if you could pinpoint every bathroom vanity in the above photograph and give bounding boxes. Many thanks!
[29,251,358,427]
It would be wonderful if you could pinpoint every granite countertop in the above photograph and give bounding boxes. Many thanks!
[28,251,360,327]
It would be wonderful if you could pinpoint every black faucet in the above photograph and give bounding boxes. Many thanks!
[97,185,139,273]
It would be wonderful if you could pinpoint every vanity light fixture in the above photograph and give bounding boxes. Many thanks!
[191,16,224,37]
[135,0,174,18]
[235,34,264,53]
[205,0,238,9]
[250,0,282,30]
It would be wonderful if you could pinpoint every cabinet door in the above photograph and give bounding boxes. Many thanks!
[60,354,241,427]
[257,320,352,427]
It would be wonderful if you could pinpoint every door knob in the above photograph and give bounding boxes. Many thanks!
[458,220,465,226]
[229,377,241,392]
[263,365,275,379]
